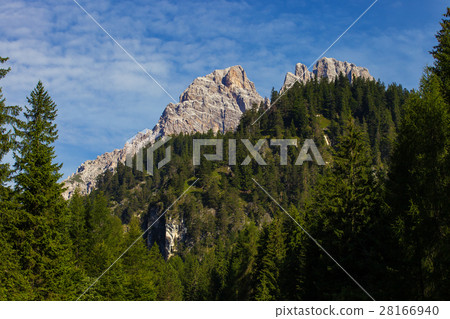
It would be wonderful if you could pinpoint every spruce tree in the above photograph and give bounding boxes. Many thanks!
[224,223,259,300]
[254,218,286,300]
[304,119,384,300]
[14,81,82,300]
[280,205,307,300]
[0,57,20,192]
[121,216,157,300]
[79,192,124,300]
[0,57,31,300]
[431,8,450,103]
[387,72,449,299]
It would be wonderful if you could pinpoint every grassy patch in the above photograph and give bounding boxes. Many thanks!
[184,176,202,194]
[317,115,331,129]
[70,174,83,184]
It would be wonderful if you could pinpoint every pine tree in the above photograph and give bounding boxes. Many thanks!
[0,57,20,192]
[121,216,157,300]
[14,81,83,300]
[224,223,259,300]
[156,251,184,300]
[79,192,124,300]
[0,57,31,300]
[387,71,449,299]
[210,240,229,300]
[254,218,286,300]
[181,253,211,300]
[280,205,307,300]
[67,190,88,263]
[387,8,450,298]
[431,8,450,103]
[304,119,384,300]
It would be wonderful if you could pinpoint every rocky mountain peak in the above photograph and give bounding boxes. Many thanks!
[62,65,263,199]
[281,57,374,92]
[314,57,373,81]
[180,65,256,103]
[222,65,253,90]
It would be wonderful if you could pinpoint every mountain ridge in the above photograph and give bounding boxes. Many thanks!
[62,65,264,199]
[62,58,374,199]
[281,57,374,92]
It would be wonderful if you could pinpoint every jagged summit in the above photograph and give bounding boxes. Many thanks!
[62,65,264,199]
[281,57,374,92]
[155,65,263,136]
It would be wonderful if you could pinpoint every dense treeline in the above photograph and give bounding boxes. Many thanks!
[0,8,449,301]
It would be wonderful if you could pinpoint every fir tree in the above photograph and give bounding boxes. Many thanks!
[14,81,82,300]
[304,119,383,300]
[254,218,286,300]
[280,205,307,300]
[387,8,450,298]
[121,216,157,300]
[431,8,450,103]
[0,57,21,192]
[79,192,124,300]
[0,57,31,300]
[387,72,449,299]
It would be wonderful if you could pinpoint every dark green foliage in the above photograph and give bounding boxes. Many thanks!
[431,8,450,103]
[13,82,83,300]
[224,223,259,300]
[0,57,31,300]
[387,72,450,299]
[299,120,386,300]
[67,8,447,300]
[254,218,286,300]
[0,57,20,192]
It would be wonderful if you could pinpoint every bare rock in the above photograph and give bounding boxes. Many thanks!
[281,57,374,92]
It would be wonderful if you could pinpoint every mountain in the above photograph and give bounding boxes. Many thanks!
[281,57,374,92]
[63,58,373,199]
[62,65,264,199]
[61,53,415,298]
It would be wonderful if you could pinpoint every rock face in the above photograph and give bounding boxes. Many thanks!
[145,205,186,259]
[152,65,263,136]
[164,219,186,259]
[281,57,374,92]
[62,65,263,199]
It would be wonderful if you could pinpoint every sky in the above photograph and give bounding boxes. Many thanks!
[0,0,448,179]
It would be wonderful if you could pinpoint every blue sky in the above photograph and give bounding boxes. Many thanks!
[0,0,448,179]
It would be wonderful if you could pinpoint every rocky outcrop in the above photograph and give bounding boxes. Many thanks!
[144,204,187,259]
[62,65,264,199]
[281,57,374,92]
[165,219,187,259]
[152,65,263,136]
[62,129,156,199]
